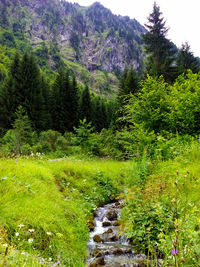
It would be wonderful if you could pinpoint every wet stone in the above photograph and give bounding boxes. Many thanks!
[105,228,113,234]
[109,234,118,242]
[88,219,95,231]
[106,210,118,221]
[113,248,124,255]
[112,221,120,226]
[87,201,147,266]
[93,234,102,243]
[102,221,111,227]
[89,257,105,267]
[92,250,103,258]
[101,231,118,242]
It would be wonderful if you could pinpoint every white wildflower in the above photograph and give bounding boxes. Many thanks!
[28,238,33,243]
[46,232,52,236]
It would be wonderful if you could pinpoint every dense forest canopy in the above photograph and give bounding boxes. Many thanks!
[0,1,200,158]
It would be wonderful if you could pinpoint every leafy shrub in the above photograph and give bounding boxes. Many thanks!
[38,130,68,153]
[121,192,173,253]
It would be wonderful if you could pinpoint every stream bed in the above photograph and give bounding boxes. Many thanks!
[87,200,148,267]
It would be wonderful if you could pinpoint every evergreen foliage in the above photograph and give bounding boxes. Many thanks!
[143,2,177,82]
[12,106,33,155]
[51,70,79,133]
[176,42,200,75]
[79,85,92,123]
[118,65,139,101]
[0,53,21,131]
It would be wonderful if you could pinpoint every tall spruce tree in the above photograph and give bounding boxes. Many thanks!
[79,85,91,122]
[40,75,52,130]
[51,69,68,133]
[13,106,32,155]
[93,97,104,132]
[69,76,79,130]
[176,42,200,75]
[143,2,177,82]
[19,53,45,131]
[118,65,139,100]
[0,53,21,131]
[51,70,79,133]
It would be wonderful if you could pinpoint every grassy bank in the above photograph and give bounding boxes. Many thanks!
[1,140,200,266]
[0,157,136,266]
[121,141,200,266]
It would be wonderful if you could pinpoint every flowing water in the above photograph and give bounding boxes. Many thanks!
[87,200,147,267]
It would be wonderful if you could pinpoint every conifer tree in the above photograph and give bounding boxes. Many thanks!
[19,53,45,131]
[93,97,103,132]
[68,76,79,130]
[13,106,32,155]
[0,53,21,131]
[40,75,52,130]
[143,2,177,82]
[51,69,67,133]
[118,66,139,103]
[176,42,200,75]
[79,85,91,122]
[101,100,107,129]
[51,70,79,133]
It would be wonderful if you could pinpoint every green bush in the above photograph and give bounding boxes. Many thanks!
[38,130,68,153]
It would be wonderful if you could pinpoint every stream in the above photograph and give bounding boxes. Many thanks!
[87,200,148,267]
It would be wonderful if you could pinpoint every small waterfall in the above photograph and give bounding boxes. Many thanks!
[87,200,147,267]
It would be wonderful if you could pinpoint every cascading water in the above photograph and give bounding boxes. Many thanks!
[87,200,147,267]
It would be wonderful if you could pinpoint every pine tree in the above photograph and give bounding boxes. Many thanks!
[176,42,200,75]
[79,85,91,122]
[51,69,67,133]
[68,76,79,131]
[51,70,79,133]
[93,97,103,132]
[0,53,21,131]
[40,75,52,130]
[143,2,177,82]
[19,53,45,131]
[118,66,139,102]
[13,106,32,155]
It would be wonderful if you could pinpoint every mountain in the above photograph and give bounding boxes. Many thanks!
[0,0,146,95]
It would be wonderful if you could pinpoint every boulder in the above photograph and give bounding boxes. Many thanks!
[112,221,120,226]
[105,228,113,234]
[106,210,118,221]
[102,221,111,227]
[113,248,124,255]
[89,257,105,266]
[91,250,103,258]
[93,234,102,243]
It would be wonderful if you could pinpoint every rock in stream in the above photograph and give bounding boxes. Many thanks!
[87,200,148,267]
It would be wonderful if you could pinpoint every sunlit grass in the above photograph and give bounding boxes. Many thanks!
[0,157,134,266]
[121,140,200,266]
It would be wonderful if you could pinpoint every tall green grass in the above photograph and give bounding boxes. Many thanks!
[121,139,200,266]
[0,157,135,266]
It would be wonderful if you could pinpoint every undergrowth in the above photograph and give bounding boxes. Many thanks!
[121,140,200,266]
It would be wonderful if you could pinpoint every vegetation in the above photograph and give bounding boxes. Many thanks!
[121,140,200,266]
[143,2,177,82]
[1,0,200,266]
[0,157,133,266]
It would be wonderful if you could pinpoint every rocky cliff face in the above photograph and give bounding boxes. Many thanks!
[0,0,146,94]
